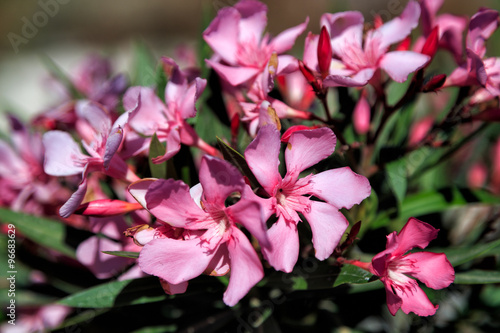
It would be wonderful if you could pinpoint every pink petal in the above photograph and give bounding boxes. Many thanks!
[198,156,245,207]
[234,0,268,43]
[75,100,111,136]
[224,227,264,306]
[270,17,309,54]
[103,126,123,169]
[126,87,167,136]
[379,51,430,82]
[376,0,421,49]
[245,124,282,196]
[310,167,371,209]
[128,178,158,209]
[285,127,336,178]
[382,277,403,316]
[205,59,261,86]
[399,279,438,316]
[145,179,207,228]
[150,125,181,164]
[203,7,240,65]
[0,141,27,177]
[59,173,88,218]
[179,77,207,119]
[138,237,215,284]
[42,131,87,176]
[276,55,299,75]
[323,68,375,87]
[302,201,348,260]
[160,279,189,295]
[205,245,230,276]
[320,11,364,42]
[389,218,439,257]
[76,236,129,279]
[261,216,299,273]
[227,188,270,248]
[467,49,487,86]
[303,32,319,71]
[405,252,455,289]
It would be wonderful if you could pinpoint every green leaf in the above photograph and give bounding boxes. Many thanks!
[291,276,308,290]
[372,187,500,228]
[102,251,140,259]
[333,265,373,287]
[131,326,178,333]
[437,238,500,267]
[59,277,168,308]
[454,270,500,284]
[131,40,157,86]
[386,158,407,206]
[148,133,167,179]
[216,137,260,189]
[0,208,75,258]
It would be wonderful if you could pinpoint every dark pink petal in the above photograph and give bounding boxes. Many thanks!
[381,277,403,316]
[145,179,207,228]
[245,125,282,196]
[227,189,269,248]
[302,201,348,260]
[203,7,240,64]
[138,237,215,284]
[205,59,261,86]
[391,218,439,257]
[261,216,299,273]
[42,131,87,176]
[467,49,488,86]
[160,279,189,295]
[285,127,336,178]
[76,236,129,279]
[405,252,455,289]
[60,175,88,218]
[310,167,371,209]
[399,280,438,316]
[379,51,430,82]
[376,0,420,49]
[270,17,309,54]
[224,227,264,306]
[198,156,245,207]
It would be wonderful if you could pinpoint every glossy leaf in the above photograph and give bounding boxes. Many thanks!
[216,137,260,189]
[333,264,373,287]
[149,133,167,179]
[0,208,75,258]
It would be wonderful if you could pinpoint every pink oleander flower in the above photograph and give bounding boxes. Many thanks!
[0,114,70,215]
[244,125,371,272]
[203,0,308,88]
[123,57,217,162]
[446,9,500,103]
[369,218,455,316]
[129,156,269,306]
[43,100,138,218]
[312,0,430,87]
[418,0,467,64]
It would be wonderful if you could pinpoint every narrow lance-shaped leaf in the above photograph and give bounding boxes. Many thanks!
[149,133,167,179]
[454,270,500,284]
[102,251,140,259]
[0,208,75,258]
[40,54,83,99]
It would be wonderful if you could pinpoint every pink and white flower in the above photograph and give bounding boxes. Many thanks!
[245,125,371,272]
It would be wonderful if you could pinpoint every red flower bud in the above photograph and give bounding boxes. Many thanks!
[421,26,439,59]
[396,36,412,51]
[74,199,143,217]
[318,26,333,78]
[353,95,371,135]
[298,60,321,92]
[422,74,447,92]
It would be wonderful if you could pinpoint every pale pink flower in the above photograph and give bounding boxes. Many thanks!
[123,57,217,162]
[203,0,308,88]
[43,100,138,217]
[369,218,455,316]
[131,156,269,306]
[245,125,371,272]
[316,1,430,87]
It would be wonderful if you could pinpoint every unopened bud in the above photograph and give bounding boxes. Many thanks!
[422,74,446,92]
[298,60,321,92]
[396,36,411,51]
[317,26,333,78]
[74,199,143,217]
[421,27,439,59]
[124,224,155,246]
[353,95,371,135]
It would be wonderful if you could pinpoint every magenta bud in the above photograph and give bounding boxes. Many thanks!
[353,96,371,135]
[317,26,333,78]
[74,199,143,217]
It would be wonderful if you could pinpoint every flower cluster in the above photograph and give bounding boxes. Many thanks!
[3,0,500,330]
